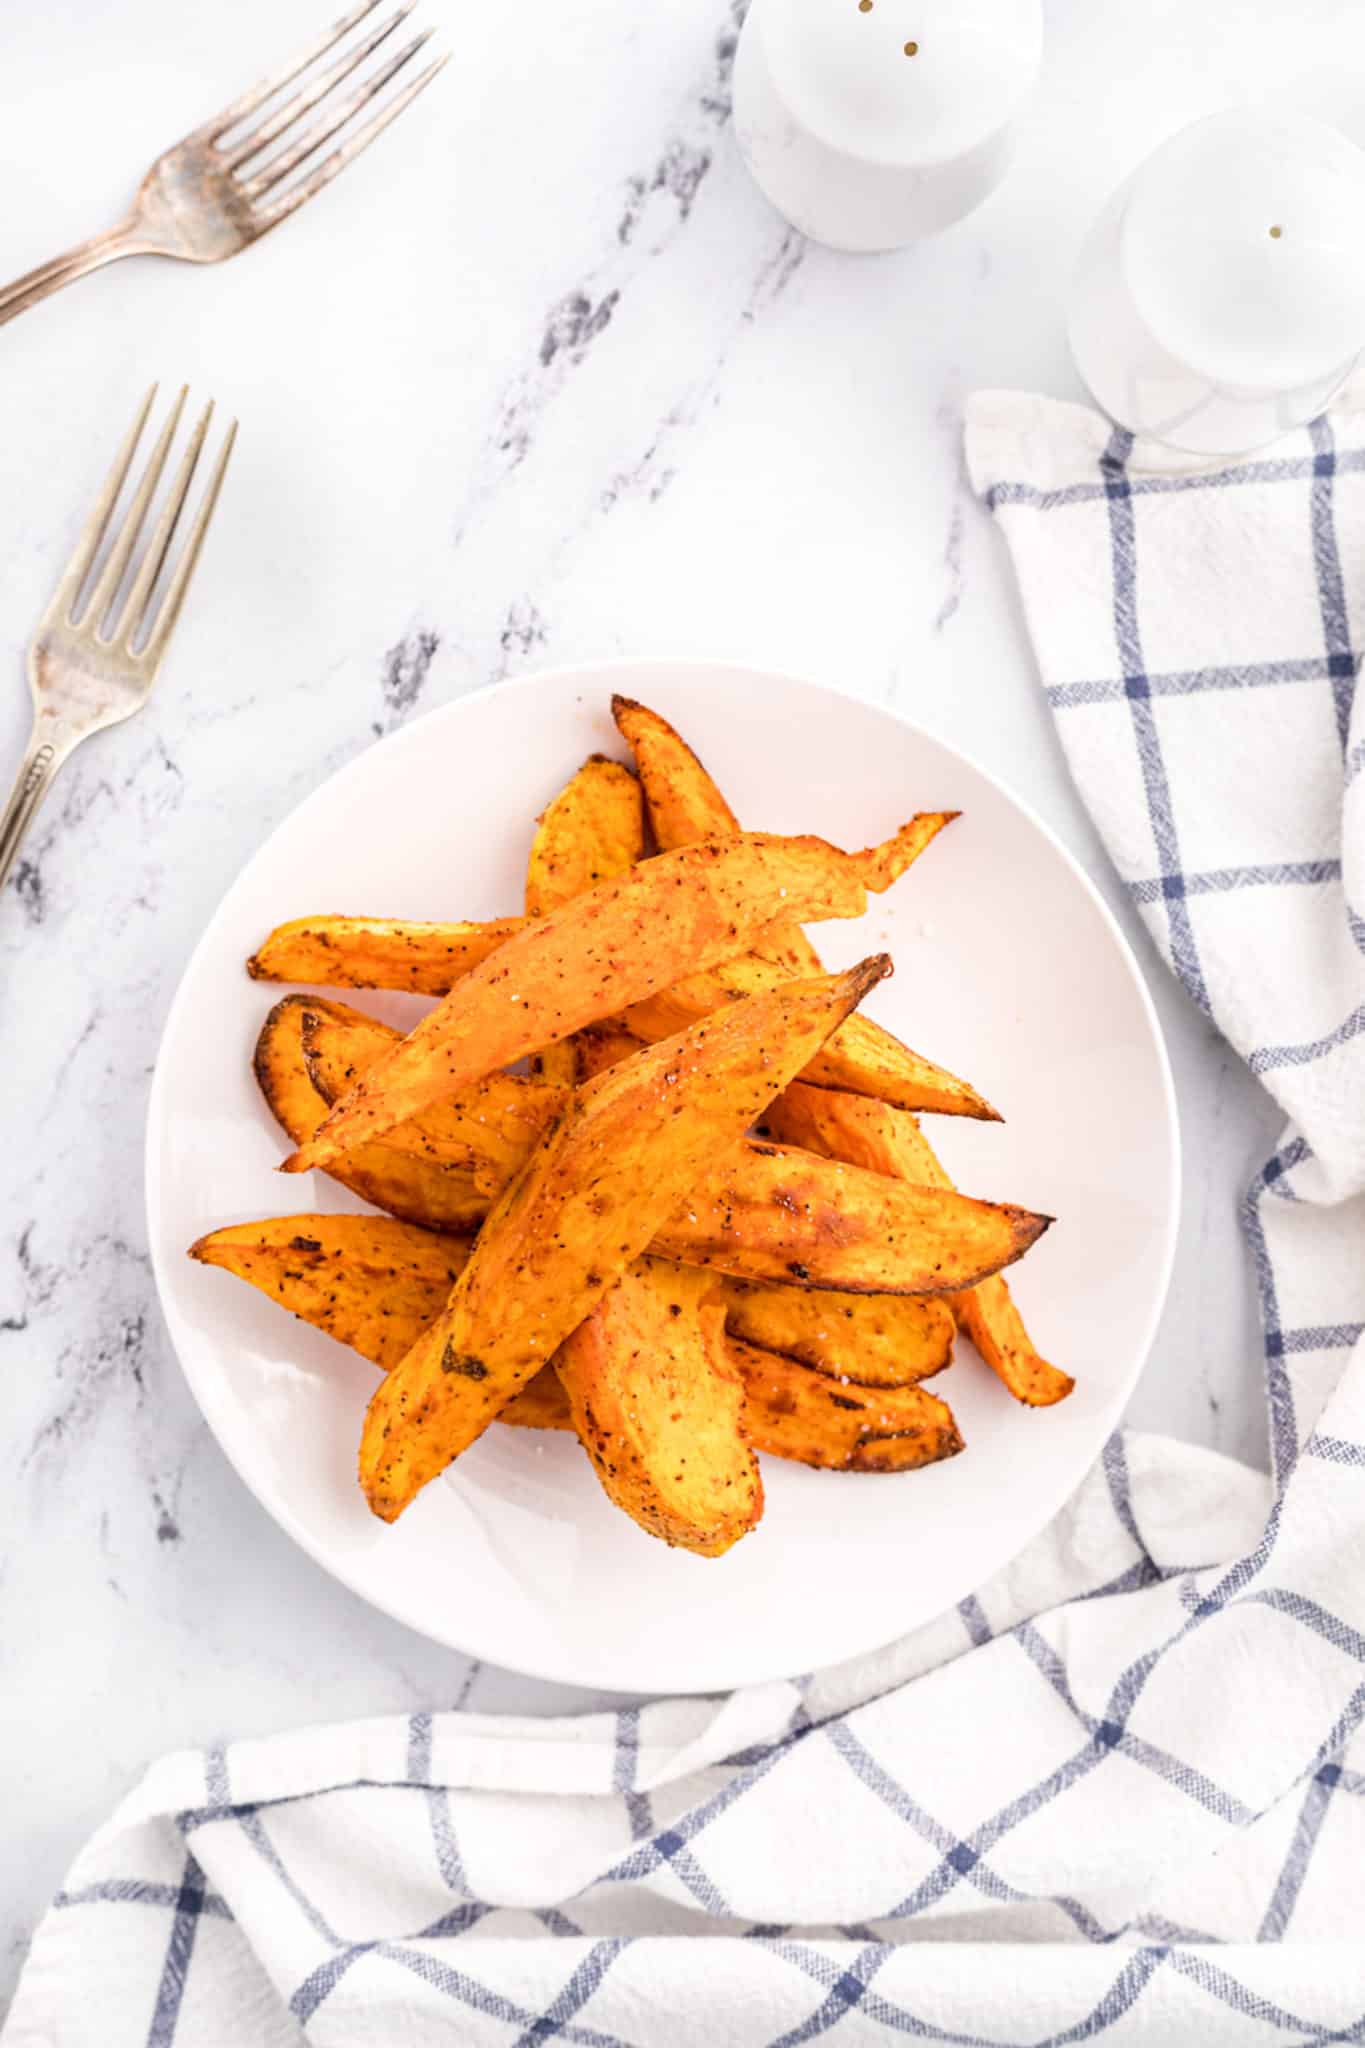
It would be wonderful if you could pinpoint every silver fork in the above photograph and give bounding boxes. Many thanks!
[0,386,236,895]
[0,2,448,329]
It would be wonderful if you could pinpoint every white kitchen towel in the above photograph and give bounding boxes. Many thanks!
[10,387,1365,2047]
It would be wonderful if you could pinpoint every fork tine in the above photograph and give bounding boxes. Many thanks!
[241,27,433,198]
[223,1,416,171]
[49,385,158,623]
[204,0,384,142]
[254,53,448,230]
[118,400,214,651]
[81,387,188,634]
[140,423,237,672]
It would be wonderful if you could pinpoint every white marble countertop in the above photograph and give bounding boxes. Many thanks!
[5,0,1358,2006]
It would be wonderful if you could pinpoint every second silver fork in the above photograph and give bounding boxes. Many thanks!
[0,386,236,897]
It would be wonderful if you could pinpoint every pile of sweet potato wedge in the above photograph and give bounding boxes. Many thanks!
[191,696,1071,1558]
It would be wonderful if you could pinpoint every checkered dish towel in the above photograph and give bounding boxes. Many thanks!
[10,390,1365,2048]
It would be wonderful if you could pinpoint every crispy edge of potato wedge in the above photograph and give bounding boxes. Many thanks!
[300,1003,565,1198]
[556,1261,763,1556]
[290,997,1029,1297]
[657,1139,1050,1296]
[359,958,892,1520]
[285,827,947,1174]
[526,755,646,1085]
[247,914,524,992]
[716,1274,954,1388]
[766,1080,1074,1407]
[612,693,824,978]
[728,1338,964,1472]
[189,1214,472,1372]
[190,1218,953,1472]
[626,956,999,1122]
[526,754,647,917]
[253,996,489,1232]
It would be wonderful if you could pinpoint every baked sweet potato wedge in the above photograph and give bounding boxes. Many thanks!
[189,1213,472,1370]
[284,827,947,1174]
[359,957,892,1519]
[657,1141,1049,1295]
[716,1275,954,1387]
[254,996,488,1232]
[765,1081,1073,1407]
[611,694,824,978]
[727,1339,964,1472]
[611,696,992,1116]
[526,755,646,917]
[248,914,523,992]
[296,996,1045,1294]
[300,1003,565,1197]
[526,755,646,1085]
[625,952,998,1121]
[557,1260,762,1556]
[190,1217,962,1475]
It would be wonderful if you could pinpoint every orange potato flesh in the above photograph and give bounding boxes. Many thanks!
[625,952,998,1121]
[716,1275,954,1388]
[300,1002,565,1198]
[189,1213,472,1371]
[254,996,487,1233]
[727,1339,963,1472]
[612,696,990,1116]
[359,960,891,1520]
[656,1141,1049,1295]
[189,1216,962,1474]
[283,828,945,1174]
[611,693,823,977]
[556,1261,763,1557]
[297,998,1046,1297]
[248,914,522,993]
[766,1081,1074,1407]
[525,755,646,918]
[525,755,646,1085]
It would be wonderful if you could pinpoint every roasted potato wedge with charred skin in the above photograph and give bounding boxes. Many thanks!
[610,694,742,850]
[301,1004,566,1198]
[296,996,1044,1295]
[611,694,824,978]
[360,959,892,1521]
[283,828,947,1174]
[766,1081,1074,1407]
[625,952,998,1122]
[248,914,523,992]
[716,1275,954,1387]
[253,996,488,1232]
[612,696,992,1117]
[557,1261,762,1557]
[657,1141,1049,1296]
[189,1218,953,1471]
[526,756,646,1085]
[189,1214,472,1371]
[726,1338,964,1472]
[526,755,646,917]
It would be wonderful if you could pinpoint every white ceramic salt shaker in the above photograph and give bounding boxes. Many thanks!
[1069,110,1365,456]
[732,0,1043,253]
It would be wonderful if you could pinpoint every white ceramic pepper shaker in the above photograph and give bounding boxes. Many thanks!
[733,0,1043,254]
[1068,110,1365,456]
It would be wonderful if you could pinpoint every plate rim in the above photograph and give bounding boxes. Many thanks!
[146,654,1182,1693]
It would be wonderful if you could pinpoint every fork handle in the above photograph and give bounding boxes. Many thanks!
[0,724,74,896]
[0,221,142,330]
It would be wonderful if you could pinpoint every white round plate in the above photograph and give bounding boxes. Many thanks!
[147,660,1179,1695]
